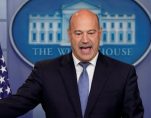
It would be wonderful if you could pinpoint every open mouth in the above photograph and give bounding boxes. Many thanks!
[80,46,92,54]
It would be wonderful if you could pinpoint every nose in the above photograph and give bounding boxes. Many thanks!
[81,32,89,43]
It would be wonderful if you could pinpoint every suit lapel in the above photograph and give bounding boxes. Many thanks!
[85,53,110,116]
[59,53,82,117]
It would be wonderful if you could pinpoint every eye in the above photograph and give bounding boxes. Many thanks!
[87,30,96,35]
[88,32,95,35]
[74,31,83,36]
[75,32,82,35]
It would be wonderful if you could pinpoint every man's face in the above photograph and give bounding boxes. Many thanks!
[68,11,101,62]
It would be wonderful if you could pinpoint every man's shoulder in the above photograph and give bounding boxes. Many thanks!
[34,53,71,68]
[100,54,135,71]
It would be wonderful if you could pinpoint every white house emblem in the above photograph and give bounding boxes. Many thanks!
[10,0,151,67]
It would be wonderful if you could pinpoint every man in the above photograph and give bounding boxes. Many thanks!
[0,9,144,118]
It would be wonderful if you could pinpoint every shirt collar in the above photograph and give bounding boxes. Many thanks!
[72,52,99,67]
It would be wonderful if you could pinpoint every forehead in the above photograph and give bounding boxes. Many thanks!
[70,12,99,30]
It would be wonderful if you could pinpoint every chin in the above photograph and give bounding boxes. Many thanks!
[80,56,93,62]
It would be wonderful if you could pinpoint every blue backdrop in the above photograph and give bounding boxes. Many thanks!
[0,0,150,118]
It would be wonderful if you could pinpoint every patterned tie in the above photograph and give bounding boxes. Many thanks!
[78,62,89,117]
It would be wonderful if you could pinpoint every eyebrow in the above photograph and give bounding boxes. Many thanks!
[74,30,82,33]
[74,29,97,33]
[87,29,97,32]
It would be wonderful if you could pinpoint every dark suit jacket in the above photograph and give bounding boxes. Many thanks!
[0,52,144,118]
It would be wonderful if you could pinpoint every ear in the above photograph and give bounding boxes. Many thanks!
[98,27,102,42]
[98,27,102,37]
[67,29,72,42]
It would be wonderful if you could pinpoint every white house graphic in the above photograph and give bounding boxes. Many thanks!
[28,1,135,46]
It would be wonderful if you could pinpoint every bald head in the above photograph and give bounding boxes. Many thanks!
[69,9,101,30]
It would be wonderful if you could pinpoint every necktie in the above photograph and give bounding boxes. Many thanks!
[78,62,89,117]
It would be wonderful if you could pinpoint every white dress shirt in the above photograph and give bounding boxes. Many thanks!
[72,53,99,92]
